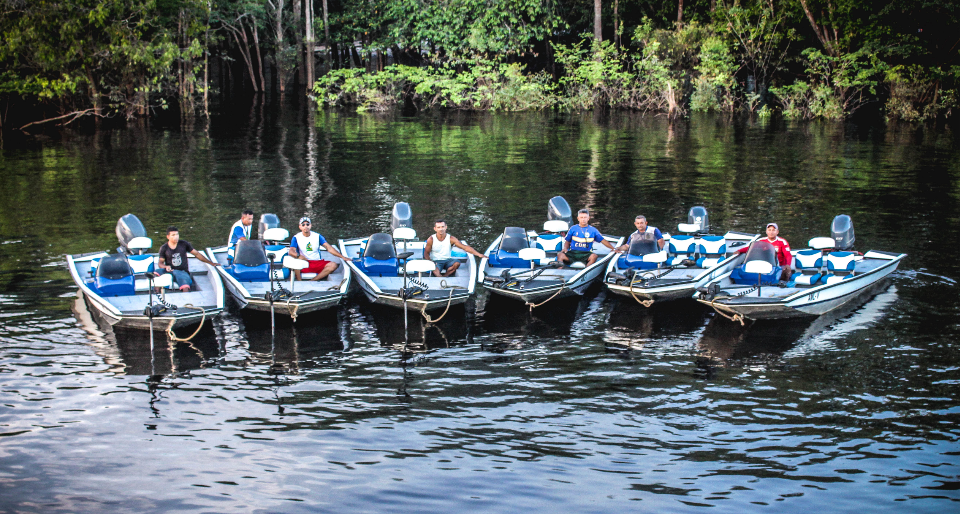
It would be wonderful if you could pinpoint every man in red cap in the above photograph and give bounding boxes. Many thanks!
[739,222,793,281]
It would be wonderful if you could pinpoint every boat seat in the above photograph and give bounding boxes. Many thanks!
[264,244,288,263]
[358,233,399,276]
[489,227,530,268]
[696,236,726,268]
[535,234,564,253]
[730,261,782,286]
[93,254,135,296]
[667,235,696,265]
[230,239,270,282]
[791,249,823,286]
[821,251,857,284]
[128,254,155,274]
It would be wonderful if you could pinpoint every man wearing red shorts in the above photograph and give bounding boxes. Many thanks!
[288,217,348,280]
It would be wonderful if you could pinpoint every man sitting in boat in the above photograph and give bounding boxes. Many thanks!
[557,209,619,267]
[288,216,349,281]
[738,222,793,281]
[424,219,486,277]
[158,226,220,292]
[227,209,254,246]
[617,215,665,252]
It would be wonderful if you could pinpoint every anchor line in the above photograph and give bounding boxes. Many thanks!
[167,303,207,341]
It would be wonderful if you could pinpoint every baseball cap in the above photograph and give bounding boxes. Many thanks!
[299,216,311,225]
[766,222,778,230]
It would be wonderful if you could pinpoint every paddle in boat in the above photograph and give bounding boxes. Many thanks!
[66,214,225,331]
[338,202,478,319]
[480,196,624,308]
[694,215,906,322]
[205,214,351,321]
[604,206,758,306]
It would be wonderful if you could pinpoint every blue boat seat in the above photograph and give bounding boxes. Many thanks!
[264,244,288,263]
[359,233,398,276]
[94,254,135,296]
[792,249,823,286]
[535,234,563,253]
[821,251,857,284]
[617,254,660,270]
[489,227,530,268]
[696,236,726,268]
[668,235,696,265]
[230,239,270,282]
[128,254,155,274]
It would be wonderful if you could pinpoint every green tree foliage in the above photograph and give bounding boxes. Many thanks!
[0,0,204,118]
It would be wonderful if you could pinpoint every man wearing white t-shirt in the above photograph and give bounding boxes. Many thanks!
[288,216,348,280]
[423,219,485,277]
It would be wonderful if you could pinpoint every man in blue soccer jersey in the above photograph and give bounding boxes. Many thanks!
[557,209,619,267]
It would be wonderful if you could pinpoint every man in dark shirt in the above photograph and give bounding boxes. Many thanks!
[158,226,219,292]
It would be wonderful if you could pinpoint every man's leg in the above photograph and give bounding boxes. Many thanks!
[557,251,570,264]
[586,253,598,266]
[443,261,460,277]
[312,261,339,280]
[171,269,193,292]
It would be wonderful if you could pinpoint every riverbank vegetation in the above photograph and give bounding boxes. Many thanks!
[1,1,958,128]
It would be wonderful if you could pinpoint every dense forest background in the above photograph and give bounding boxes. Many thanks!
[1,0,957,129]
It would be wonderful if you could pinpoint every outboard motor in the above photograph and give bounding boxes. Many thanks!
[116,214,147,255]
[547,196,573,225]
[259,213,280,239]
[831,214,855,251]
[687,206,709,234]
[390,202,413,232]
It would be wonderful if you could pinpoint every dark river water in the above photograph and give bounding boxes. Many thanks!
[1,102,959,513]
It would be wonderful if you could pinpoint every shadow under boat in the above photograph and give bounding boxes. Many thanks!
[354,301,471,352]
[696,279,899,370]
[474,283,601,338]
[72,293,221,375]
[242,308,348,372]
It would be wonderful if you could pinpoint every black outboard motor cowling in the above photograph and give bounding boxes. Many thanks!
[831,214,855,251]
[687,206,709,234]
[259,213,280,239]
[548,196,573,225]
[116,214,147,255]
[391,202,413,232]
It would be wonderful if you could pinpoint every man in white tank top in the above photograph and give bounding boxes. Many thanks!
[423,219,486,277]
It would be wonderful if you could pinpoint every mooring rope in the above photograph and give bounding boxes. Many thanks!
[167,304,207,341]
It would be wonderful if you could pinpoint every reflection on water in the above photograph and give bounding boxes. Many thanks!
[1,107,959,512]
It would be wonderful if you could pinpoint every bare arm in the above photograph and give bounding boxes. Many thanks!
[190,249,219,266]
[423,237,433,258]
[451,236,485,259]
[322,242,347,261]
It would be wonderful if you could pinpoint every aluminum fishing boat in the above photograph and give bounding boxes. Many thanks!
[694,215,906,321]
[206,214,351,321]
[339,203,478,315]
[66,214,225,330]
[604,206,757,306]
[479,196,623,307]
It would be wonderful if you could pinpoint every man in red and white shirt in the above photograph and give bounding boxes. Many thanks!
[739,222,793,280]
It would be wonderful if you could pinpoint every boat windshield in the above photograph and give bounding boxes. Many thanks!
[364,233,397,260]
[234,240,268,266]
[743,240,778,266]
[628,233,659,256]
[500,227,528,253]
[97,254,133,279]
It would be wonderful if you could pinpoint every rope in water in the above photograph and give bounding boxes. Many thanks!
[628,279,655,308]
[708,295,745,326]
[421,279,460,323]
[525,281,566,311]
[166,304,207,341]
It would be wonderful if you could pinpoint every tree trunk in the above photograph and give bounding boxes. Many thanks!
[677,0,684,27]
[322,0,331,68]
[294,0,303,85]
[798,0,839,56]
[593,0,602,43]
[251,21,266,92]
[304,0,315,88]
[614,0,619,49]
